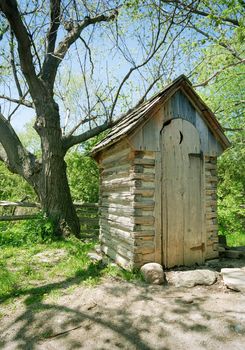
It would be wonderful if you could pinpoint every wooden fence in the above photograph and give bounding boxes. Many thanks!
[0,201,99,238]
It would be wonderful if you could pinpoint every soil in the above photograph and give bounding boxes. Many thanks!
[1,258,245,350]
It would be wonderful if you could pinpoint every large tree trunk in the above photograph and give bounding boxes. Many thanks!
[37,155,80,238]
[34,96,81,238]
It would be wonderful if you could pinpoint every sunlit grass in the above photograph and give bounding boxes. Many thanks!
[0,237,141,310]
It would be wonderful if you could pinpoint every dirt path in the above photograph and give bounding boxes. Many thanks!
[0,274,245,350]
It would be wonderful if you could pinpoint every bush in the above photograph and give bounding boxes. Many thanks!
[0,213,55,247]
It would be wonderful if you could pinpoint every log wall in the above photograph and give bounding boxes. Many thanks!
[99,141,136,269]
[131,150,156,267]
[98,139,158,269]
[204,156,219,259]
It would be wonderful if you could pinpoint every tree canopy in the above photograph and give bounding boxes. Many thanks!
[0,0,244,236]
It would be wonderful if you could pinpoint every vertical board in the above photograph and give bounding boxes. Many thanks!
[161,118,204,267]
[162,120,184,266]
[154,151,162,264]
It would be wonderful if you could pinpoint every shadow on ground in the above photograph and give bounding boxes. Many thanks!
[1,261,245,350]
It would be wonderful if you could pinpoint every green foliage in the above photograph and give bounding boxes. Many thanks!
[218,135,245,240]
[66,135,107,203]
[195,41,245,243]
[0,214,55,247]
[0,162,36,202]
[66,150,99,203]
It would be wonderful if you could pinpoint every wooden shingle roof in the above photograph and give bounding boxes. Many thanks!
[91,75,230,155]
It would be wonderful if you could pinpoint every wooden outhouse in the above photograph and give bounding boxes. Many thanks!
[91,75,230,270]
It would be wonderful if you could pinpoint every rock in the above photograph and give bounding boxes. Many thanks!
[170,269,217,288]
[140,263,165,285]
[221,268,245,293]
[87,252,103,262]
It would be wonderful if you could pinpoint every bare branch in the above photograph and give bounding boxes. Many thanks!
[79,36,94,76]
[62,120,114,151]
[0,94,33,108]
[41,0,61,79]
[0,0,41,98]
[41,10,118,87]
[9,30,23,97]
[0,112,37,178]
[109,5,178,120]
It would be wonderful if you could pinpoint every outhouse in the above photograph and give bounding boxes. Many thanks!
[91,75,230,270]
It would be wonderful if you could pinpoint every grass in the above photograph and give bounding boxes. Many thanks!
[0,237,141,309]
[226,232,245,247]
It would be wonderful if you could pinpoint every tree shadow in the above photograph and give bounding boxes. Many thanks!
[1,271,245,350]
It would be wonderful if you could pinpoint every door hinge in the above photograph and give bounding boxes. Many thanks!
[189,151,203,160]
[190,242,205,252]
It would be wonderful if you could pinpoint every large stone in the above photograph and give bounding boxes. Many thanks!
[87,252,103,262]
[221,268,245,293]
[170,269,217,288]
[140,263,165,285]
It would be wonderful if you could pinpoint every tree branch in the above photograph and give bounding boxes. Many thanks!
[0,112,37,178]
[9,30,23,97]
[62,121,114,151]
[0,94,33,108]
[41,10,118,87]
[188,23,242,61]
[0,0,41,98]
[223,127,244,132]
[161,0,240,26]
[41,0,61,80]
[109,5,177,120]
[193,58,245,87]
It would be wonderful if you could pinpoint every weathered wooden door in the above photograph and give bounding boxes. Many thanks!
[161,118,204,267]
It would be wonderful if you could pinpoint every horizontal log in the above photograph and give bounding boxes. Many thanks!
[100,245,134,270]
[101,239,134,259]
[206,224,218,231]
[130,173,155,182]
[134,188,155,197]
[79,217,99,225]
[102,172,131,182]
[101,226,134,242]
[134,252,155,263]
[205,189,216,194]
[134,216,154,225]
[101,236,135,254]
[0,214,39,221]
[134,230,155,237]
[100,218,135,232]
[101,149,131,165]
[205,163,217,170]
[101,178,133,187]
[102,163,131,175]
[74,202,99,208]
[206,212,217,219]
[206,200,217,207]
[0,201,41,208]
[133,158,155,166]
[206,177,218,183]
